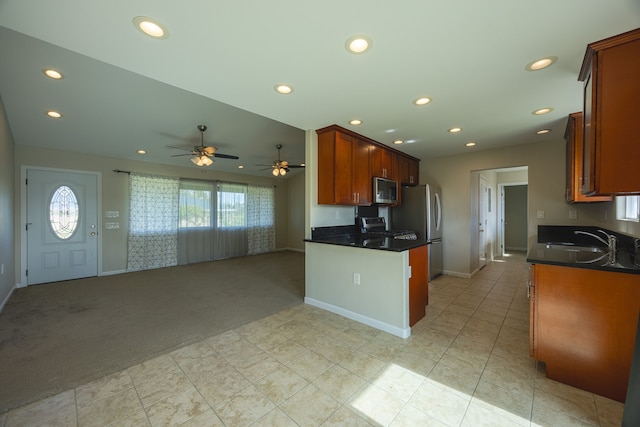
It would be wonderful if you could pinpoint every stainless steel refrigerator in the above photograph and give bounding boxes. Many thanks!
[391,184,443,280]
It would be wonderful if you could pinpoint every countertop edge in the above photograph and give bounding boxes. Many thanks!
[305,238,428,252]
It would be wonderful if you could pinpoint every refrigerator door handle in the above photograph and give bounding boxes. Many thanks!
[434,191,442,232]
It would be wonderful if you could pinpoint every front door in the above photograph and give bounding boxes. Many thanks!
[26,169,99,285]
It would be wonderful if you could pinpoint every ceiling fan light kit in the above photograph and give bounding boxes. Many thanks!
[170,124,239,167]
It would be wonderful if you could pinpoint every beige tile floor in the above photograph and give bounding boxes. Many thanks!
[0,255,625,426]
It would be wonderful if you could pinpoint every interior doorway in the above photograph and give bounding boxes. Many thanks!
[502,184,528,253]
[471,167,528,271]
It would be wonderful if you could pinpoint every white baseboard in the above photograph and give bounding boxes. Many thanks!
[100,269,127,276]
[442,270,472,279]
[304,297,411,339]
[275,247,305,253]
[0,285,17,314]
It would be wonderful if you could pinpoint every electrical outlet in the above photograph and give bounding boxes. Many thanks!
[537,210,545,219]
[569,210,577,220]
[353,273,360,285]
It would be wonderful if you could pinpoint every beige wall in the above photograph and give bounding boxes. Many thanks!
[422,139,640,276]
[0,96,15,308]
[286,171,306,250]
[13,145,297,281]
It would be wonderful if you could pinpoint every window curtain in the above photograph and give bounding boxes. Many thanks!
[247,185,275,255]
[127,173,179,271]
[177,180,215,264]
[214,182,248,259]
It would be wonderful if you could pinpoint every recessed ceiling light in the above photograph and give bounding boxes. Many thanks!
[137,149,147,155]
[133,16,169,39]
[448,127,462,133]
[349,119,363,126]
[46,111,62,118]
[274,84,293,94]
[526,56,558,71]
[43,69,63,80]
[238,165,244,169]
[413,97,432,106]
[393,140,404,145]
[536,129,551,135]
[465,142,476,147]
[532,107,553,115]
[345,35,372,54]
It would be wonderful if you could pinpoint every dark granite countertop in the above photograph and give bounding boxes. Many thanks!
[527,226,640,275]
[305,235,428,252]
[306,224,428,252]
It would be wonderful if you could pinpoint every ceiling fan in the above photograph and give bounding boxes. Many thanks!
[170,125,239,166]
[258,144,305,176]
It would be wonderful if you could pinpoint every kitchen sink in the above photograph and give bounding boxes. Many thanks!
[545,244,606,253]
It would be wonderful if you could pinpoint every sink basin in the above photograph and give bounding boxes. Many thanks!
[545,244,605,253]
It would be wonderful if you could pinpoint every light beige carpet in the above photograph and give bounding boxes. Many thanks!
[0,250,304,413]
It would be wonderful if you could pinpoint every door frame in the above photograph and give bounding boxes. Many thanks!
[20,166,102,287]
[497,181,528,257]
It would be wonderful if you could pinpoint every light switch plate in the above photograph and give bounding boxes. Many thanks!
[537,210,545,219]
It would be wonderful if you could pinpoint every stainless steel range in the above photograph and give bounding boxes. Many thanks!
[359,217,417,240]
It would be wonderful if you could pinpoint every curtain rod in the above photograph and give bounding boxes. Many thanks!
[113,169,276,187]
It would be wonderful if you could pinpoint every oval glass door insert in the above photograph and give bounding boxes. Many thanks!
[49,185,79,239]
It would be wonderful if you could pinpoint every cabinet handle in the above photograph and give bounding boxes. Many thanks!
[527,281,531,299]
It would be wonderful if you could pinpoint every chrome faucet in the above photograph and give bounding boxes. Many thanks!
[574,229,617,264]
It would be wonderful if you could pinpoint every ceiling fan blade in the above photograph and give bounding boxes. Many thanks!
[214,153,239,160]
[171,153,195,157]
[287,165,305,168]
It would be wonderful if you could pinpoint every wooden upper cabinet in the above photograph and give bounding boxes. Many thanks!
[398,155,419,186]
[564,112,612,203]
[317,127,371,205]
[579,28,640,195]
[317,124,419,205]
[371,145,397,180]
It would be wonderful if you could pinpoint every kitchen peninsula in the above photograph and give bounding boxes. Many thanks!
[305,225,428,338]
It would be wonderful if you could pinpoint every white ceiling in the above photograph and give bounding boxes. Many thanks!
[1,1,639,177]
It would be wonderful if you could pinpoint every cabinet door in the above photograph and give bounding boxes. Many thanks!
[352,138,371,205]
[399,156,419,186]
[534,263,640,402]
[334,132,356,204]
[529,264,537,358]
[371,146,395,179]
[564,112,611,203]
[409,245,428,327]
[580,29,640,195]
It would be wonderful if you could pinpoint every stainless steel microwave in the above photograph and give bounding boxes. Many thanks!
[373,177,398,204]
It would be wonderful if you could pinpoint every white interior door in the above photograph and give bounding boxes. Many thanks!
[478,175,488,268]
[26,169,98,285]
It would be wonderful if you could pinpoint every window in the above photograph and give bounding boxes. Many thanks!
[616,195,640,222]
[179,181,213,228]
[217,183,247,228]
[49,185,79,239]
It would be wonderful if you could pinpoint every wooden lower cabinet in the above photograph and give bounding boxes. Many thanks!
[530,263,640,402]
[409,245,428,326]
